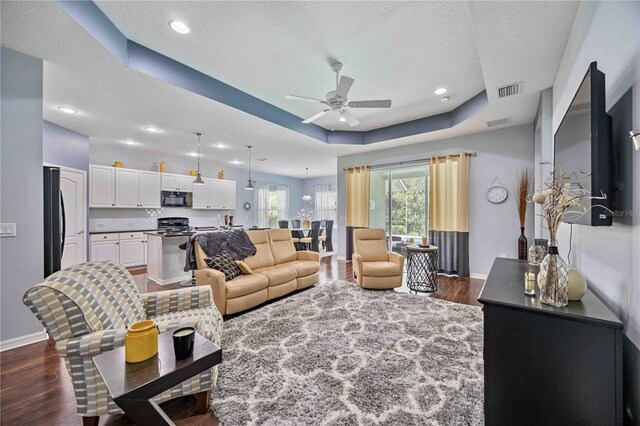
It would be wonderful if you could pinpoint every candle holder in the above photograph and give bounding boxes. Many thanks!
[524,272,536,297]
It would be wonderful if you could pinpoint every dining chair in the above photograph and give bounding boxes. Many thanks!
[278,220,289,229]
[291,219,301,228]
[319,220,334,252]
[299,220,321,252]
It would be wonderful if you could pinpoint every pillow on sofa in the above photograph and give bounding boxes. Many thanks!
[235,260,253,275]
[204,251,241,281]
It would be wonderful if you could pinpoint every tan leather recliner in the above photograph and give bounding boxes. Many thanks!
[195,229,320,315]
[352,228,404,289]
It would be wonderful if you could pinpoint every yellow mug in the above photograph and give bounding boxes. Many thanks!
[125,320,159,363]
[113,161,124,168]
[189,169,197,176]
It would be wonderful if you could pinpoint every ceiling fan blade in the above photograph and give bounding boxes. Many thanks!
[302,109,329,124]
[340,110,360,127]
[285,94,326,104]
[348,99,392,108]
[335,75,354,100]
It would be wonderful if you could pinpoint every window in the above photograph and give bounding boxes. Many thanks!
[369,165,428,251]
[256,182,289,228]
[314,184,337,221]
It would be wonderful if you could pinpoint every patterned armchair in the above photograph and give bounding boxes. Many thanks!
[22,262,223,426]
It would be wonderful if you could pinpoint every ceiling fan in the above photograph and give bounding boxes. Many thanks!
[285,62,392,127]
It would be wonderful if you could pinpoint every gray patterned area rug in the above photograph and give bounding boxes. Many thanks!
[211,280,484,425]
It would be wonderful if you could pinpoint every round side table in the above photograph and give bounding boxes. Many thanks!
[406,245,439,293]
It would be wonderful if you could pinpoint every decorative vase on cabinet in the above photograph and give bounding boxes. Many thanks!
[537,243,568,307]
[518,227,528,260]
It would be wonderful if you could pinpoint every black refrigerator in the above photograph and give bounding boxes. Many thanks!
[44,166,65,277]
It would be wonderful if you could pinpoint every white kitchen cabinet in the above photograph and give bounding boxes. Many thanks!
[115,168,160,208]
[89,165,115,207]
[90,233,120,263]
[192,179,210,209]
[115,169,140,207]
[139,171,161,208]
[118,232,146,267]
[221,180,236,209]
[194,179,236,210]
[90,232,147,267]
[162,173,193,192]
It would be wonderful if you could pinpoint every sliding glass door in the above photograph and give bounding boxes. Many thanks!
[369,165,428,253]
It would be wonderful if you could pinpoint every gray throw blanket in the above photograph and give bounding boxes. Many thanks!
[184,229,256,271]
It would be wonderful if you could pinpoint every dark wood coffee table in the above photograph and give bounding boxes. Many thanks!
[92,331,222,425]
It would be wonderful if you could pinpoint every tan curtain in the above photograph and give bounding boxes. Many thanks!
[346,166,370,227]
[429,154,469,232]
[428,154,470,276]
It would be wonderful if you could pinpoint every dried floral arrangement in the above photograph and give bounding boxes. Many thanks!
[531,162,609,243]
[514,167,532,228]
[297,208,313,221]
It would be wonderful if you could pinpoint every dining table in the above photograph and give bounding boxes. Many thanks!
[289,227,325,237]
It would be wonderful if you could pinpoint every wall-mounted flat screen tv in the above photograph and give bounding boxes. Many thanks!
[554,61,612,226]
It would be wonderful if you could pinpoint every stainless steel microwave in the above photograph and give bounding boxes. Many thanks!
[161,191,192,208]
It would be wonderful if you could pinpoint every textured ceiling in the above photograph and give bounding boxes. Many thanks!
[96,1,486,132]
[0,1,579,178]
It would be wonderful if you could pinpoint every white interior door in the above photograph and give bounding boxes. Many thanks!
[60,168,86,268]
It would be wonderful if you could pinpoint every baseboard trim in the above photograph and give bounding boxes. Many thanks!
[337,255,347,261]
[470,273,488,280]
[0,330,48,352]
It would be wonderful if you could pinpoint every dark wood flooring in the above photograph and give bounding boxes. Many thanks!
[0,256,483,426]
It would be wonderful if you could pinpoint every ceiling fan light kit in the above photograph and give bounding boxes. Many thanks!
[286,62,392,127]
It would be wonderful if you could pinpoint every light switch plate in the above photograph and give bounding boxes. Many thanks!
[0,223,17,237]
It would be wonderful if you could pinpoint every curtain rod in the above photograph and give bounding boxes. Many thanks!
[342,152,477,171]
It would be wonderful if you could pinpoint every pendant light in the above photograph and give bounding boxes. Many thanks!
[245,145,255,190]
[193,132,205,185]
[302,167,312,202]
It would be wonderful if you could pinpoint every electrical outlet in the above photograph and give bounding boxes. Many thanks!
[0,223,17,237]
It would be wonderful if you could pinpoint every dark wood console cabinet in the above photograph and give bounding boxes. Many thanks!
[478,258,623,425]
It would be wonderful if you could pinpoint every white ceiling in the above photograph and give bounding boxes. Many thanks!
[0,1,579,178]
[96,1,486,132]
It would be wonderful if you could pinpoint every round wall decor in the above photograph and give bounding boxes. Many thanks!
[486,177,508,204]
[243,201,251,210]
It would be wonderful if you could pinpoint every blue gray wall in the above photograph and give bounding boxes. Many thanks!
[43,120,90,171]
[0,48,46,344]
[336,124,536,276]
[551,2,639,422]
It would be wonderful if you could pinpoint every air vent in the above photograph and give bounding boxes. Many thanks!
[497,82,522,98]
[486,117,511,128]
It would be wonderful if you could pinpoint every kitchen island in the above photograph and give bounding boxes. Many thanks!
[144,231,192,285]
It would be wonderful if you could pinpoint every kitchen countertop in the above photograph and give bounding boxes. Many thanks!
[90,229,156,234]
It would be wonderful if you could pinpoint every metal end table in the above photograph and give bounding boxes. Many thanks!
[406,245,439,293]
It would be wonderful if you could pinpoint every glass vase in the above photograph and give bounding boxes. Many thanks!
[538,244,569,307]
[518,227,528,260]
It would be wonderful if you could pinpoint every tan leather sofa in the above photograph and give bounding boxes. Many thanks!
[195,229,320,315]
[352,228,404,289]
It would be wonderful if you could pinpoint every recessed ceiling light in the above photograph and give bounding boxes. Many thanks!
[229,160,242,165]
[58,106,78,114]
[434,88,448,95]
[144,126,160,133]
[124,140,137,145]
[441,97,450,103]
[338,116,346,122]
[169,21,190,34]
[214,143,226,148]
[188,152,198,157]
